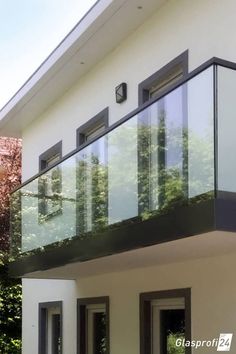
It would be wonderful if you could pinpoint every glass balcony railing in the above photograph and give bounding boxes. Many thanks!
[12,61,234,257]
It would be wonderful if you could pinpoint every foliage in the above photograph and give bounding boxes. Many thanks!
[0,137,22,251]
[167,332,185,354]
[0,336,21,354]
[0,137,22,354]
[0,256,22,354]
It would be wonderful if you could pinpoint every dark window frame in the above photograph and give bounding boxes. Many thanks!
[76,108,109,147]
[38,141,63,222]
[76,108,109,235]
[77,296,110,354]
[39,301,63,354]
[138,51,189,214]
[138,50,189,105]
[39,141,62,172]
[140,288,191,354]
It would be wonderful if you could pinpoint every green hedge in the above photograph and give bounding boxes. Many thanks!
[0,258,22,354]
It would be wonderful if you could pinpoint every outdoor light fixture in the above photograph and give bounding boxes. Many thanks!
[115,82,127,103]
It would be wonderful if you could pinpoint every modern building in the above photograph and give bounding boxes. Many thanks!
[1,0,236,353]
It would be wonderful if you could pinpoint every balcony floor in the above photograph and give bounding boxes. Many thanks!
[9,196,236,278]
[18,230,236,279]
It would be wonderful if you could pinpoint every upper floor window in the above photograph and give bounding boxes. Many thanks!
[39,141,62,172]
[45,153,61,168]
[148,64,184,100]
[137,51,189,214]
[38,141,63,221]
[76,108,109,234]
[138,51,188,105]
[84,123,107,143]
[76,107,109,147]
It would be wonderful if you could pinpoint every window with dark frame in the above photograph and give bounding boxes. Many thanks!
[77,297,109,354]
[39,141,62,172]
[38,141,63,222]
[76,108,109,235]
[137,51,189,216]
[140,288,191,354]
[39,301,63,354]
[138,51,188,105]
[76,108,109,147]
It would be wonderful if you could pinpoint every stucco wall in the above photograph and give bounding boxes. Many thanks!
[22,251,236,354]
[22,0,236,180]
[21,0,236,353]
[22,279,77,354]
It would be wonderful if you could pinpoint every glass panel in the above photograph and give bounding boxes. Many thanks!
[217,66,236,194]
[77,136,108,233]
[10,66,215,255]
[15,157,77,253]
[108,117,138,224]
[138,86,186,217]
[187,67,215,199]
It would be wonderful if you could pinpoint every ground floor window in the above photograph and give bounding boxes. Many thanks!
[77,296,109,354]
[140,288,191,354]
[38,301,62,354]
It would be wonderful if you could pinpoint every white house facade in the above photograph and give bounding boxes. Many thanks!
[2,0,236,353]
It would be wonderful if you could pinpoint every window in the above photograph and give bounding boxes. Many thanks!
[140,289,191,354]
[148,65,184,99]
[138,51,188,105]
[38,142,63,222]
[138,52,188,215]
[76,108,109,147]
[45,154,61,167]
[39,141,62,172]
[76,108,109,234]
[77,297,109,354]
[39,301,63,354]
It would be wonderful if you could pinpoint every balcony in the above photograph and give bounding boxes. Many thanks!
[9,58,236,277]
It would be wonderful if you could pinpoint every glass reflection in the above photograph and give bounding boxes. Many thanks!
[10,67,215,255]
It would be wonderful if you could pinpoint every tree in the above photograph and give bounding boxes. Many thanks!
[0,137,22,354]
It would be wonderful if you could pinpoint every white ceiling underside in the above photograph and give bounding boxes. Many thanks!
[24,231,236,279]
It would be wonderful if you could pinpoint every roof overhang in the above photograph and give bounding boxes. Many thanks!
[0,0,165,137]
